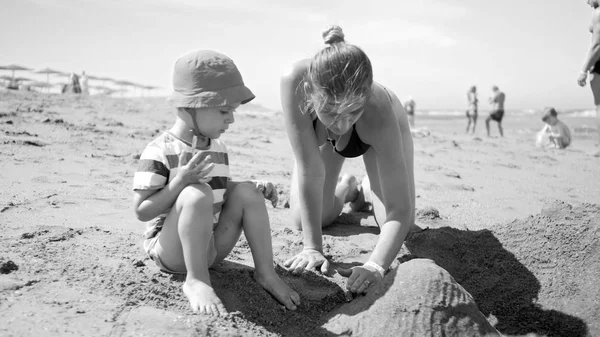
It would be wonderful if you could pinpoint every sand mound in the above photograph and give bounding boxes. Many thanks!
[403,201,599,337]
[321,258,500,337]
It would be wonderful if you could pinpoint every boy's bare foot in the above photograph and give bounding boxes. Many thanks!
[183,279,227,316]
[254,271,300,310]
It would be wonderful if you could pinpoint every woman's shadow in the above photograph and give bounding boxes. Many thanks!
[322,211,379,237]
[401,226,588,337]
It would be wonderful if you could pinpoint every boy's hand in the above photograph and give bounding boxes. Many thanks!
[284,249,330,274]
[177,153,215,186]
[251,180,278,207]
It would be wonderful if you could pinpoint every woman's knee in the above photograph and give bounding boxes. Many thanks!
[177,183,214,209]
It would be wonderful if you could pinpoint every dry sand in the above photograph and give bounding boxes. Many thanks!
[0,91,599,337]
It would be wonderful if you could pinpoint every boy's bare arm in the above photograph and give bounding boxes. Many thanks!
[133,178,188,221]
[133,152,215,221]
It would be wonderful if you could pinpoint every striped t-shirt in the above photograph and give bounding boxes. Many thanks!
[133,131,229,239]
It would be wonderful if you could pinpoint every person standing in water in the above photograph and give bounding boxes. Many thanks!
[466,86,478,134]
[485,85,505,137]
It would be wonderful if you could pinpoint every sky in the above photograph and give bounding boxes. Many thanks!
[0,0,596,111]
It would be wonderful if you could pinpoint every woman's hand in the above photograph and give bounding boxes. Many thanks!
[284,249,331,274]
[338,264,384,295]
[251,180,279,207]
[176,153,215,186]
[578,71,588,87]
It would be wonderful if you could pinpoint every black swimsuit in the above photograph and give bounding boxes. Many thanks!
[312,118,371,158]
[593,61,600,74]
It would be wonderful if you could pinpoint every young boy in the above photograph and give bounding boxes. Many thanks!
[541,107,572,149]
[132,50,300,316]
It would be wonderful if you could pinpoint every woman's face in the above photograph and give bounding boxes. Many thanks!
[317,103,365,135]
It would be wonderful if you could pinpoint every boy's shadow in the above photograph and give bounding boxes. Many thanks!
[402,227,588,337]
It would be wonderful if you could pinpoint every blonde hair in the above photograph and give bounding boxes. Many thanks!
[304,25,373,118]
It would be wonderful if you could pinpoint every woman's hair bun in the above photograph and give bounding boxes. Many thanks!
[322,25,345,45]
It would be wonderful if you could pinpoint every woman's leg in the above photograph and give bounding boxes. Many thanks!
[213,182,300,310]
[466,115,472,133]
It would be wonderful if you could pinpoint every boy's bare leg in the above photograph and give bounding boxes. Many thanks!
[214,183,301,310]
[498,122,504,137]
[158,184,226,316]
[485,117,491,136]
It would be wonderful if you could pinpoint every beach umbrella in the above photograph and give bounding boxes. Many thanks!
[13,76,33,83]
[141,84,160,96]
[34,67,66,85]
[0,64,32,80]
[95,76,114,86]
[28,81,53,88]
[114,79,134,86]
[113,80,136,96]
[89,84,114,95]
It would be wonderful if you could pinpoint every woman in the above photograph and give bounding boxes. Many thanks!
[578,0,600,155]
[466,86,478,134]
[281,25,415,294]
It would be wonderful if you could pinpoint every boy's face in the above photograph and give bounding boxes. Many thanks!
[193,103,240,139]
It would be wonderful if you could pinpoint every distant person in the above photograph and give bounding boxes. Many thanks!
[486,85,505,137]
[132,50,299,316]
[537,107,572,149]
[404,97,416,127]
[578,0,600,156]
[64,73,82,94]
[7,78,19,90]
[80,71,89,95]
[466,86,478,134]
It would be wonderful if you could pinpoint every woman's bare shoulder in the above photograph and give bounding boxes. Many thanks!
[358,83,400,131]
[281,59,311,81]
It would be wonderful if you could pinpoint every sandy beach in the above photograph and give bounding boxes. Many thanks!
[1,90,599,337]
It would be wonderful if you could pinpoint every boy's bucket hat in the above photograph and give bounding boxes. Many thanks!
[166,50,255,108]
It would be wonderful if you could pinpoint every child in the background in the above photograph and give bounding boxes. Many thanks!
[132,49,300,316]
[538,107,572,149]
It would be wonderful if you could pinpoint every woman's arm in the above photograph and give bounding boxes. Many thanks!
[367,97,414,271]
[280,61,328,257]
[341,87,415,294]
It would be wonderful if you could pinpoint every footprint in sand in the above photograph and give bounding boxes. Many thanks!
[444,171,461,179]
